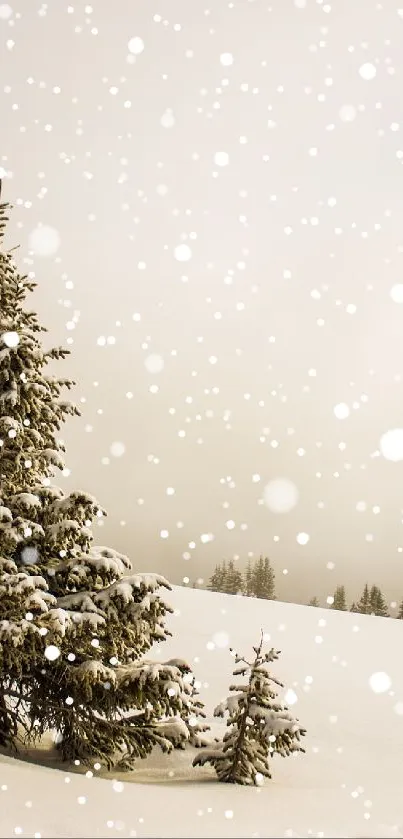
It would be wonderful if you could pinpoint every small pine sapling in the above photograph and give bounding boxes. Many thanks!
[193,633,306,785]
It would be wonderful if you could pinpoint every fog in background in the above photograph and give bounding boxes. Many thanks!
[2,0,403,604]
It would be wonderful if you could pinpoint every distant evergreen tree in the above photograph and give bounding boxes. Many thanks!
[369,585,377,615]
[350,602,358,613]
[308,597,319,607]
[263,556,276,600]
[223,560,243,595]
[397,600,403,619]
[355,584,371,615]
[331,586,347,612]
[208,562,227,593]
[245,560,254,596]
[376,589,389,617]
[251,556,263,598]
[193,634,306,785]
[369,586,389,617]
[251,556,276,600]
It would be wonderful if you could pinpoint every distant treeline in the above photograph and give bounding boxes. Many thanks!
[308,583,395,617]
[208,556,275,600]
[184,559,403,619]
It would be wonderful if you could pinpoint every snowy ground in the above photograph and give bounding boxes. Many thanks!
[1,585,403,838]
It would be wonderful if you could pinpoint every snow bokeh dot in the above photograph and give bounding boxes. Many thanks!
[334,403,350,420]
[128,37,144,55]
[110,441,126,457]
[112,780,124,793]
[296,532,310,545]
[358,62,377,80]
[20,546,39,565]
[284,688,298,705]
[390,284,403,304]
[379,429,403,462]
[214,152,229,167]
[220,53,233,66]
[174,244,192,262]
[160,109,175,128]
[339,105,357,122]
[29,225,61,257]
[144,354,165,374]
[212,631,229,648]
[0,5,13,19]
[2,331,19,347]
[263,478,299,513]
[44,645,61,662]
[369,672,391,693]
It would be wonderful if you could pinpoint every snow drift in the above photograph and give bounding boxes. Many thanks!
[0,585,402,839]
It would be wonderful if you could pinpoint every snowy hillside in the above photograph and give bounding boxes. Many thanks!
[1,585,402,839]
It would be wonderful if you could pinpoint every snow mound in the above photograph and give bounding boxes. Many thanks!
[0,586,402,838]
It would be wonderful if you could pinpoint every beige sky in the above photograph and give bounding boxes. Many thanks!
[2,0,403,605]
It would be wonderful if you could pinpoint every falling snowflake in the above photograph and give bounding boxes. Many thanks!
[369,672,391,693]
[263,479,299,514]
[20,546,39,566]
[333,403,350,420]
[29,225,61,257]
[284,688,298,705]
[44,645,61,662]
[379,429,403,462]
[1,331,19,347]
[390,284,403,304]
[0,5,13,19]
[128,37,144,55]
[214,152,229,167]
[144,353,165,373]
[339,105,357,123]
[358,62,377,80]
[174,244,192,262]
[160,109,175,128]
[110,441,125,457]
[212,631,229,648]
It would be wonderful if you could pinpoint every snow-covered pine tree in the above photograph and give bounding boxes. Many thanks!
[331,586,347,611]
[0,196,206,768]
[193,634,306,785]
[162,659,210,749]
[0,554,63,750]
[308,597,319,607]
[397,600,403,620]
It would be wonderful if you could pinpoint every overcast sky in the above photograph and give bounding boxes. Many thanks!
[2,0,403,605]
